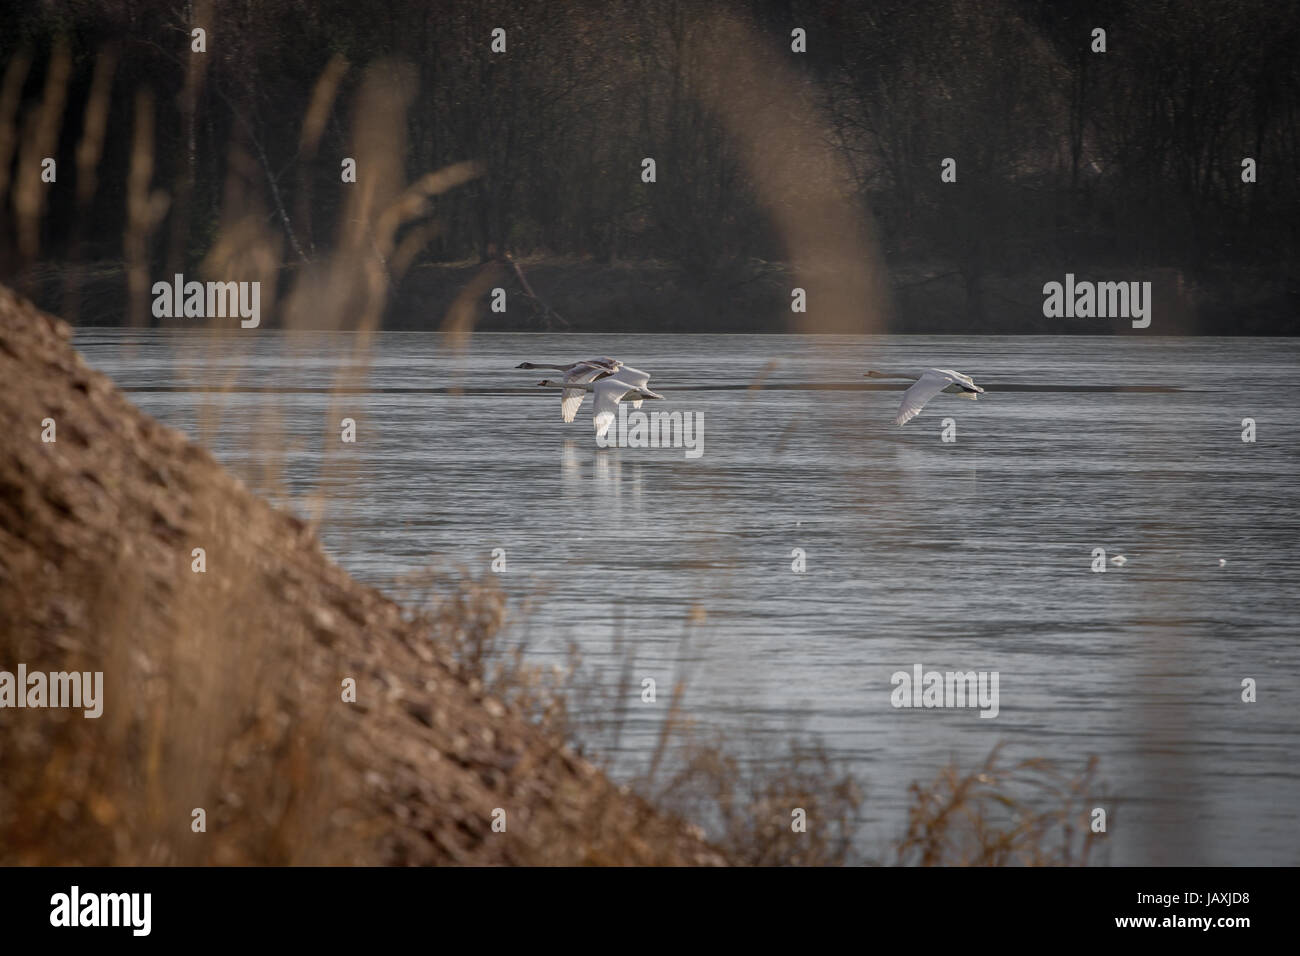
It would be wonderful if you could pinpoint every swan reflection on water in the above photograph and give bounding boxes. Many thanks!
[559,439,643,503]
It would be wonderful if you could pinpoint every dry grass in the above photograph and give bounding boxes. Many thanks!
[898,745,1108,866]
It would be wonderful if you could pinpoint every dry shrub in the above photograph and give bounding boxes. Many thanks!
[647,735,864,866]
[898,744,1108,866]
[394,567,576,736]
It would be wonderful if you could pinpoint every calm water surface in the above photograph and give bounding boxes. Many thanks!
[76,330,1300,865]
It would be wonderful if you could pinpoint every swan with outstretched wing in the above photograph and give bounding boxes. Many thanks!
[865,368,985,425]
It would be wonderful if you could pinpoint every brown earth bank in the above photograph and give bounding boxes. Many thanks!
[0,283,725,865]
[15,257,1298,334]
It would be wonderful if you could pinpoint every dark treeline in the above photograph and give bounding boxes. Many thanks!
[1,0,1297,332]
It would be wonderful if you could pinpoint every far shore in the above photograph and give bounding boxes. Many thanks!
[12,256,1295,335]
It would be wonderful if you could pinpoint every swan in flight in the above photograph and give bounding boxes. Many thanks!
[536,377,664,438]
[865,368,985,425]
[516,357,653,422]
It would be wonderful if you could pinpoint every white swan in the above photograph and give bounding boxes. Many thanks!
[536,376,664,438]
[865,368,985,425]
[606,364,652,411]
[516,357,652,422]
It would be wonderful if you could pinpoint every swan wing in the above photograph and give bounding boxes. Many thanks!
[935,368,984,393]
[592,377,632,438]
[615,365,651,388]
[612,365,650,407]
[575,357,621,375]
[560,388,586,423]
[895,369,957,425]
[560,363,613,423]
